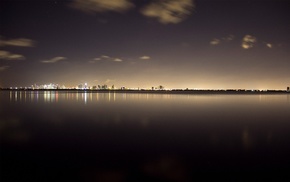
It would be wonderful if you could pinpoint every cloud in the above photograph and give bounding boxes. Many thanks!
[242,35,257,49]
[86,54,126,64]
[41,57,66,63]
[6,54,25,60]
[0,50,25,60]
[0,66,10,71]
[140,56,151,60]
[141,0,195,24]
[223,34,235,41]
[266,43,272,48]
[210,38,220,45]
[0,50,10,58]
[92,55,123,62]
[0,37,35,47]
[70,0,134,14]
[88,57,103,63]
[102,55,110,59]
[210,35,234,46]
[114,58,123,62]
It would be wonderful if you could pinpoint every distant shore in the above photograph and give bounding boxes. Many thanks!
[1,88,289,94]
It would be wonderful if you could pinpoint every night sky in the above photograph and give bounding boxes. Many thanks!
[1,0,290,89]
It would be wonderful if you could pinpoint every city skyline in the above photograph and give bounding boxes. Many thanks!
[1,0,290,89]
[2,81,289,92]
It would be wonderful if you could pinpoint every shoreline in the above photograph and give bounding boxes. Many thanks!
[1,89,289,95]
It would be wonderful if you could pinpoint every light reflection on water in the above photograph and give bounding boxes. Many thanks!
[8,90,290,104]
[9,91,187,103]
[1,91,290,181]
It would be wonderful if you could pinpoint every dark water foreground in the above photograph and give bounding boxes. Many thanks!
[1,91,290,181]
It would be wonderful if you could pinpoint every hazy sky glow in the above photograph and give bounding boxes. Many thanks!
[0,0,290,89]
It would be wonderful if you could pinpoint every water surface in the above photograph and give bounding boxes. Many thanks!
[1,91,290,181]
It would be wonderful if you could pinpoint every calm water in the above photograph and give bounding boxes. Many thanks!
[1,91,290,181]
